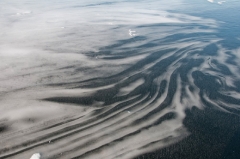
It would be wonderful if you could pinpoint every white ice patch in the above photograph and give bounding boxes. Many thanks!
[218,1,226,4]
[129,29,136,37]
[30,153,41,159]
[16,11,31,16]
[207,0,226,4]
[208,0,214,3]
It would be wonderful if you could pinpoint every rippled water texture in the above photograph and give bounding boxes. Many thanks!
[0,0,240,159]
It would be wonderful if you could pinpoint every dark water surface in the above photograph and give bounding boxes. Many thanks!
[0,0,240,159]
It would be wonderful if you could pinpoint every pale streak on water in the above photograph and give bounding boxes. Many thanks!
[0,0,240,159]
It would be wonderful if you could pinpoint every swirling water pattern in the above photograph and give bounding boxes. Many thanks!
[0,0,240,159]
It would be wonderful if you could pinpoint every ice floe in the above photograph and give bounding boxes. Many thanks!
[129,29,136,37]
[30,153,41,159]
[218,1,226,4]
[207,0,226,5]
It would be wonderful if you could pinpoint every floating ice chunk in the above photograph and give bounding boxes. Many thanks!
[218,1,226,4]
[16,11,31,16]
[129,29,136,37]
[208,0,214,3]
[30,153,41,159]
[128,111,131,114]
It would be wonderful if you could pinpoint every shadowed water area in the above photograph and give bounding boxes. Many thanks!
[0,0,240,159]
